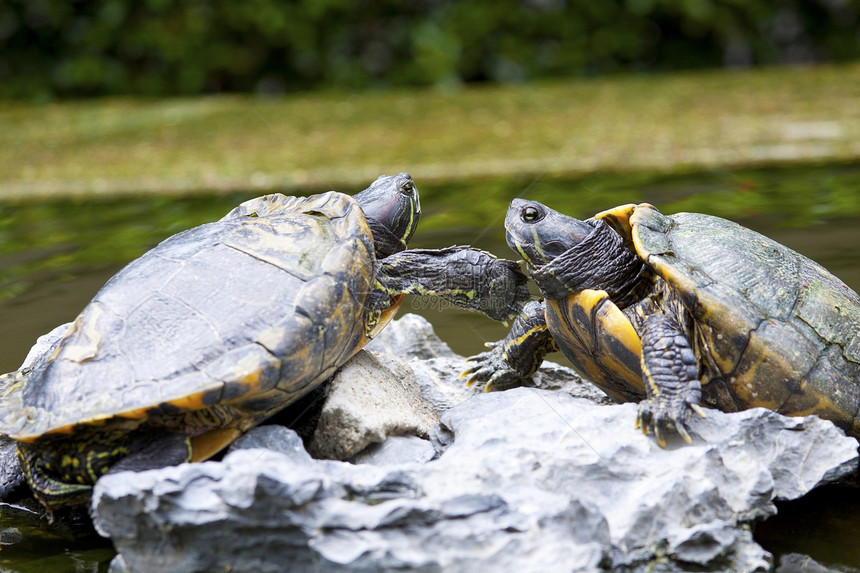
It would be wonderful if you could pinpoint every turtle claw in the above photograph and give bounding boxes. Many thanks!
[654,426,668,449]
[636,397,698,448]
[674,421,693,445]
[461,345,527,391]
[460,352,494,387]
[690,403,708,419]
[461,364,519,391]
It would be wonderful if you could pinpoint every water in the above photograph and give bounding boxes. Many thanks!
[1,163,860,571]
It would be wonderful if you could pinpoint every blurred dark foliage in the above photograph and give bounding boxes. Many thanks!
[1,0,858,100]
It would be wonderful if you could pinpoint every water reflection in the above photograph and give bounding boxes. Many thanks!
[0,500,112,572]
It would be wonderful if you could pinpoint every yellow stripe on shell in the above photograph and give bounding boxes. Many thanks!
[116,408,151,420]
[37,423,82,441]
[190,428,241,462]
[593,203,638,241]
[166,392,209,411]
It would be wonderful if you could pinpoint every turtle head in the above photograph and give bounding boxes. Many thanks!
[354,173,421,253]
[504,199,593,266]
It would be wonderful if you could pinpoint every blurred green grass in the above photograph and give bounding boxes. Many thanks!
[2,63,860,202]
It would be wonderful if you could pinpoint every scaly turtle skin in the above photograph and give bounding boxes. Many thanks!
[0,174,529,512]
[464,200,860,446]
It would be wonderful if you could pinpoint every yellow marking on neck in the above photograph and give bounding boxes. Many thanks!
[403,200,416,243]
[529,226,546,264]
[514,244,526,261]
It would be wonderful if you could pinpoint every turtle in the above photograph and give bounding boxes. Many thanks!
[0,173,530,512]
[463,199,860,446]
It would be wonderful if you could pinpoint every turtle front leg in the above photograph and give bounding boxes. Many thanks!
[636,313,707,447]
[376,246,531,322]
[461,300,558,391]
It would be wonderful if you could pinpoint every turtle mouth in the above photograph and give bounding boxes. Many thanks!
[505,229,535,265]
[504,229,519,251]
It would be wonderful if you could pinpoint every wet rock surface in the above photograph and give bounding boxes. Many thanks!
[90,314,860,573]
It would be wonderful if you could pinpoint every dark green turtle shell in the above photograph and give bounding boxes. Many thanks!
[0,191,386,442]
[593,203,860,435]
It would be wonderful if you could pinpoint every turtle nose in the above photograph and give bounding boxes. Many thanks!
[504,201,522,230]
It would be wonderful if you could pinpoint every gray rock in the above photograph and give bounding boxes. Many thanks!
[308,350,439,460]
[350,435,436,466]
[365,312,456,361]
[237,424,438,468]
[367,313,610,410]
[776,553,860,573]
[366,314,479,410]
[10,314,853,572]
[92,385,858,573]
[228,424,311,459]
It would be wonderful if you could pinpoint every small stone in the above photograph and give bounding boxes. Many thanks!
[308,349,439,460]
[228,425,313,462]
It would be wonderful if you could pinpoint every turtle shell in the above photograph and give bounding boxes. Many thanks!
[617,204,860,434]
[0,191,397,443]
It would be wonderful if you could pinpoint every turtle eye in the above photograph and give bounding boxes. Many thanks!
[400,180,415,196]
[521,205,544,223]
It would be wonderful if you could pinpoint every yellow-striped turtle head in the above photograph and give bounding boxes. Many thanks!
[505,199,592,266]
[354,173,421,256]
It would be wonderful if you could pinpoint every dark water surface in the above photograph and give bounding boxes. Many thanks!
[1,163,860,571]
